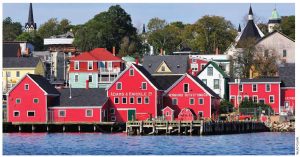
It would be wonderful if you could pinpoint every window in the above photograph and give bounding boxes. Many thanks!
[108,61,113,70]
[252,84,257,92]
[25,84,29,90]
[111,116,116,121]
[264,50,269,57]
[114,97,119,104]
[129,69,134,76]
[137,97,142,104]
[145,97,149,104]
[207,67,213,76]
[88,74,93,82]
[86,109,93,117]
[16,98,21,104]
[199,98,204,105]
[116,82,122,90]
[239,84,243,92]
[33,98,39,104]
[59,110,66,117]
[172,98,178,105]
[198,111,203,118]
[14,111,20,117]
[283,50,287,57]
[110,108,115,114]
[191,63,198,71]
[122,97,127,104]
[266,84,271,92]
[75,61,79,70]
[16,71,20,77]
[166,111,169,116]
[214,79,220,89]
[190,98,195,105]
[142,82,147,90]
[130,97,134,104]
[74,74,79,82]
[259,99,265,104]
[238,96,242,103]
[269,96,275,103]
[161,66,165,72]
[253,96,258,103]
[184,83,189,93]
[88,61,93,70]
[6,71,11,77]
[202,79,207,85]
[27,111,35,117]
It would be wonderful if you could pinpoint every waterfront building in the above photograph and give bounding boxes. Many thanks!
[228,77,281,114]
[24,3,37,32]
[48,87,108,123]
[106,63,163,122]
[69,48,124,88]
[278,63,295,115]
[6,74,60,123]
[3,57,45,93]
[197,61,229,99]
[163,73,220,120]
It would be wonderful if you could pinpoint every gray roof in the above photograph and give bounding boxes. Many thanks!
[152,75,182,90]
[229,77,281,83]
[55,88,107,107]
[3,57,41,68]
[142,55,189,75]
[279,63,295,87]
[133,64,163,90]
[3,43,20,57]
[28,74,60,95]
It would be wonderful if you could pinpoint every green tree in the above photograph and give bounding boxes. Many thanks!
[16,32,44,50]
[279,16,295,40]
[3,17,23,41]
[73,5,140,54]
[219,100,234,114]
[147,17,167,32]
[257,23,268,35]
[38,18,71,38]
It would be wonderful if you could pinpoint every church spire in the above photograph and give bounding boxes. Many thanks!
[238,24,241,32]
[142,24,146,34]
[25,3,37,32]
[248,5,254,21]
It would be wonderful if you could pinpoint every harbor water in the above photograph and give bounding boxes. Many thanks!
[3,132,295,155]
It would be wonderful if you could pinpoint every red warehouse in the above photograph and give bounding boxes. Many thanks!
[189,57,209,76]
[106,64,164,122]
[228,78,281,114]
[48,88,108,123]
[7,74,60,123]
[163,74,220,120]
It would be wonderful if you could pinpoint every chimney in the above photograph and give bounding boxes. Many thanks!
[215,47,219,55]
[160,48,163,56]
[135,57,139,65]
[112,47,116,56]
[86,80,89,90]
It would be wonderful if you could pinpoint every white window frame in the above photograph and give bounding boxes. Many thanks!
[85,109,93,117]
[88,61,93,70]
[33,98,39,104]
[190,98,195,105]
[110,108,115,115]
[74,74,79,82]
[252,84,257,92]
[239,84,243,92]
[7,71,11,77]
[74,61,79,70]
[199,98,204,105]
[88,74,93,82]
[253,95,258,103]
[58,110,66,117]
[141,82,147,90]
[108,61,113,70]
[269,95,275,104]
[137,97,142,104]
[122,97,127,104]
[13,111,20,117]
[266,84,271,92]
[16,98,21,104]
[144,97,149,104]
[183,83,189,93]
[116,82,122,90]
[214,79,220,89]
[129,69,134,76]
[25,84,29,90]
[27,111,35,117]
[172,98,178,105]
[207,67,213,76]
[238,96,242,103]
[129,97,134,104]
[114,97,119,104]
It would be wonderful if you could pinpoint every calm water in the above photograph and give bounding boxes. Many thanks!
[3,132,295,155]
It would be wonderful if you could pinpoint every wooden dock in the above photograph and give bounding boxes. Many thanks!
[126,120,269,135]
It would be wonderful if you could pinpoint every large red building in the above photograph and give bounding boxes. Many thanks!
[106,63,164,122]
[228,78,281,114]
[163,74,220,120]
[7,74,60,123]
[279,64,295,115]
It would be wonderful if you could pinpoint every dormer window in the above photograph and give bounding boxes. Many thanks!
[148,64,152,68]
[88,61,93,70]
[177,65,180,68]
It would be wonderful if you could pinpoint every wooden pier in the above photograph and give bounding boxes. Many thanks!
[126,120,269,135]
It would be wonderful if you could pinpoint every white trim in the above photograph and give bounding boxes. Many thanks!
[88,73,93,83]
[13,111,20,117]
[33,98,39,104]
[278,84,281,114]
[252,84,258,92]
[189,98,195,105]
[141,82,147,90]
[252,95,258,103]
[116,108,136,111]
[87,61,93,70]
[27,110,35,117]
[24,84,29,90]
[116,82,122,90]
[114,97,119,104]
[129,68,134,76]
[85,109,93,117]
[144,97,149,104]
[122,97,127,104]
[265,84,271,92]
[162,106,174,111]
[239,84,243,92]
[228,82,281,84]
[269,95,275,104]
[129,97,134,104]
[74,61,80,70]
[58,110,66,117]
[137,97,142,104]
[49,106,102,109]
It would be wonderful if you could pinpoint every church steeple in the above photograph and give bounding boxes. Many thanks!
[25,3,37,32]
[142,24,146,34]
[248,5,254,21]
[238,24,241,32]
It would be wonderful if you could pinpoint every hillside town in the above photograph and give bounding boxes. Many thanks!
[2,3,295,127]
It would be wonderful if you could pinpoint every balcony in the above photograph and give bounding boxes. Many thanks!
[99,67,120,74]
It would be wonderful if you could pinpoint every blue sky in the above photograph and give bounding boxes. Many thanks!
[3,3,295,32]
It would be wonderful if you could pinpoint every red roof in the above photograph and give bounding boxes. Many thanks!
[70,48,122,61]
[90,48,122,61]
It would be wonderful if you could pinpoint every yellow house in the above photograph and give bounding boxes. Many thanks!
[3,57,45,93]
